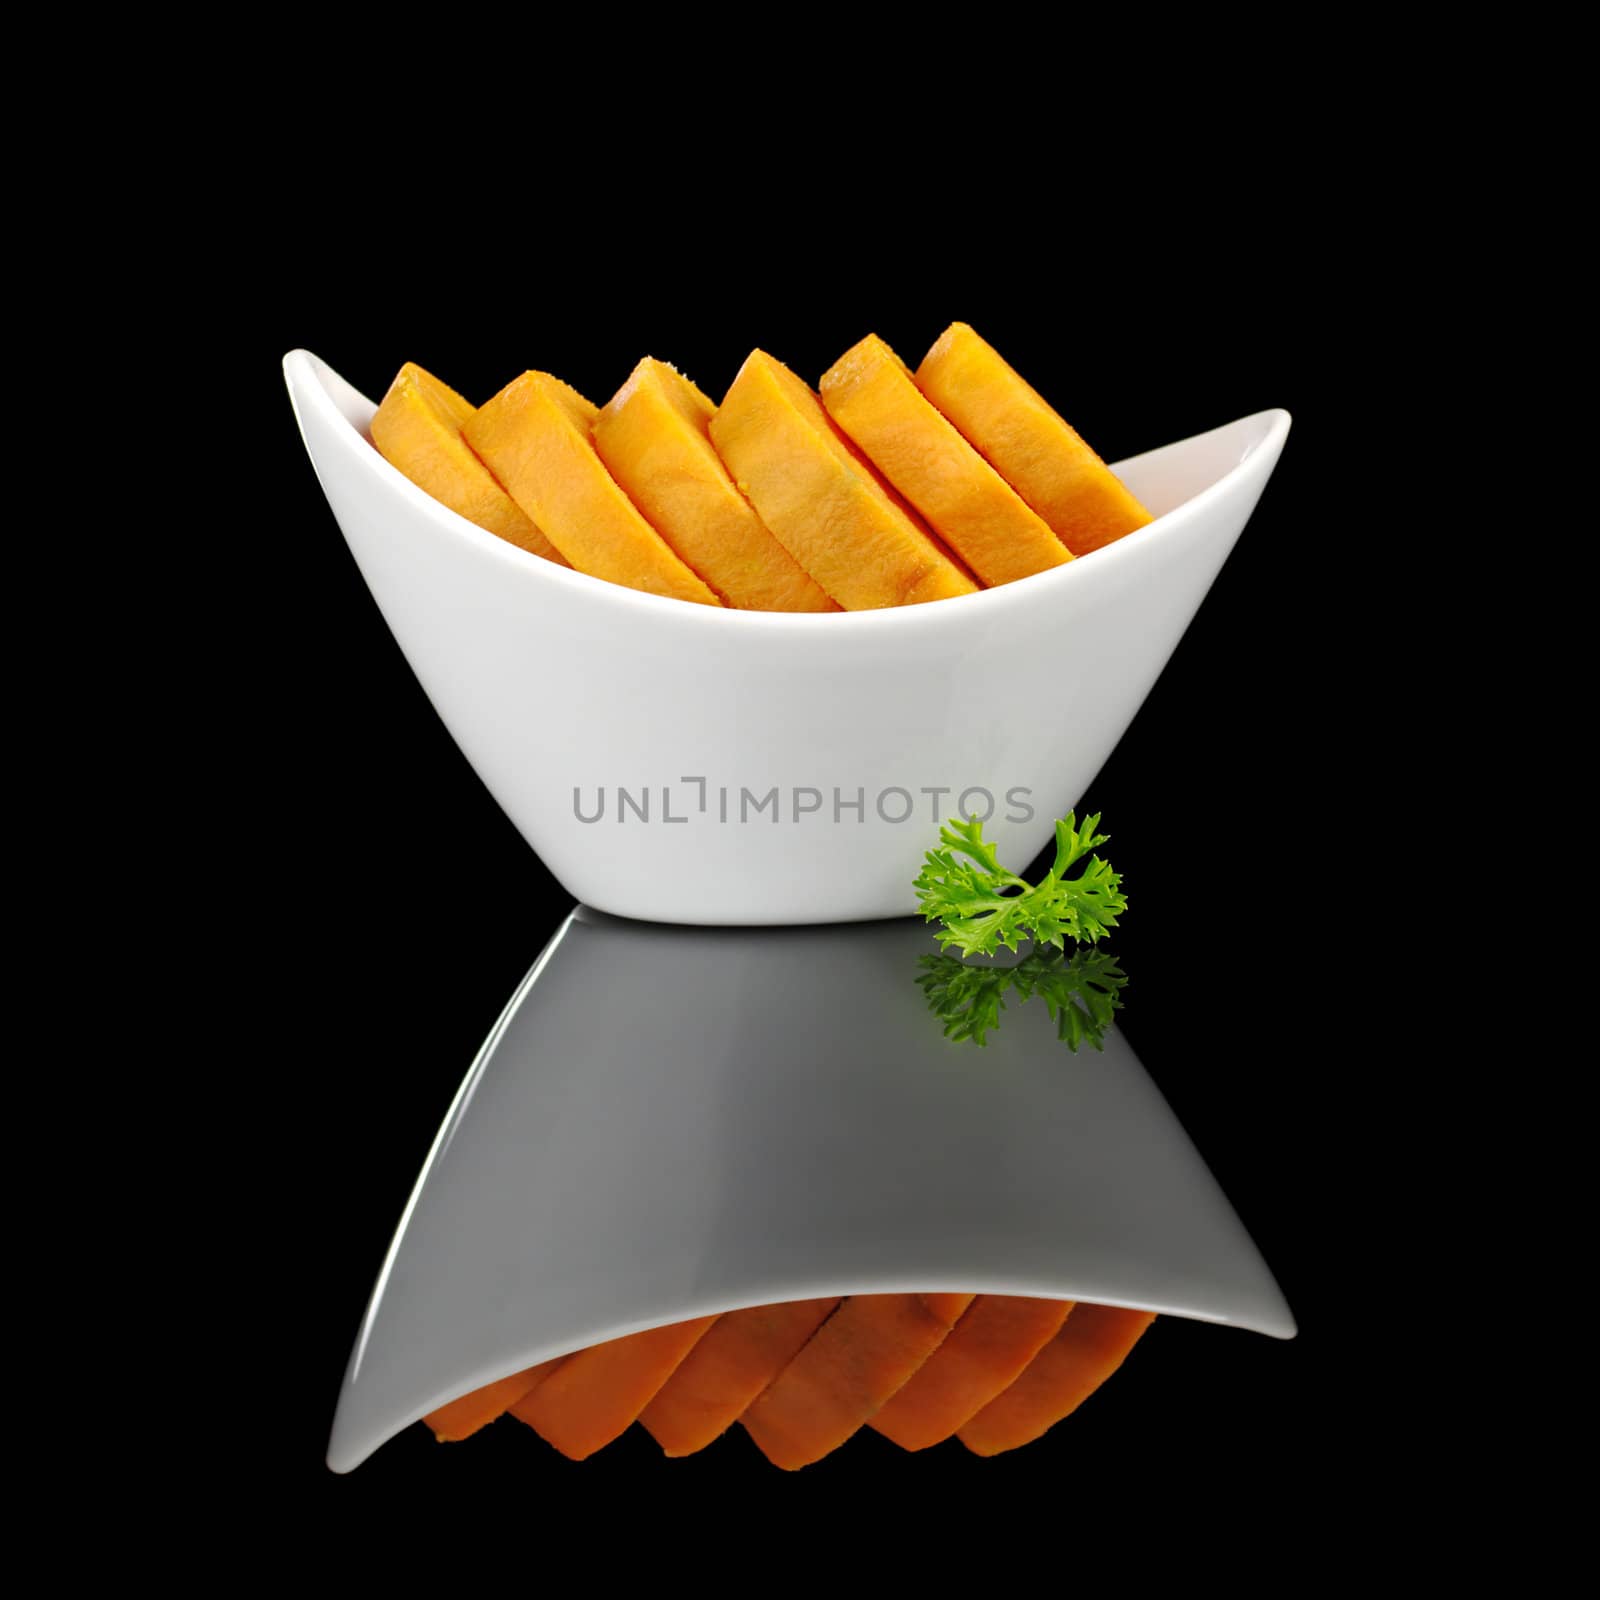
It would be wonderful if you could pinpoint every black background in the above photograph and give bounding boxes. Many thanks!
[234,182,1389,1547]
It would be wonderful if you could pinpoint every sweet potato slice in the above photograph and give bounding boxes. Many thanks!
[741,1293,973,1470]
[821,335,1072,588]
[869,1295,1074,1450]
[594,359,838,613]
[709,351,978,610]
[423,1355,566,1442]
[919,1293,978,1324]
[640,1297,841,1457]
[957,1304,1156,1456]
[916,323,1153,556]
[513,1316,719,1461]
[370,362,567,565]
[463,372,722,607]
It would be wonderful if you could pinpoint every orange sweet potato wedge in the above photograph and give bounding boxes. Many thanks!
[463,372,722,607]
[916,323,1153,556]
[423,1355,567,1442]
[709,351,978,610]
[514,1316,720,1461]
[821,334,1072,588]
[594,359,838,613]
[869,1295,1074,1450]
[957,1304,1157,1456]
[370,362,567,565]
[919,1293,977,1324]
[639,1297,841,1457]
[741,1293,974,1469]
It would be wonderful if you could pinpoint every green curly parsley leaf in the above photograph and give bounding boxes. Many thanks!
[913,811,1127,957]
[916,948,1128,1050]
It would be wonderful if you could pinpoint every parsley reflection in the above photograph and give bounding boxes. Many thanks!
[916,947,1128,1049]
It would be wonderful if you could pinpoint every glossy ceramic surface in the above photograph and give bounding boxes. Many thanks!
[285,350,1288,923]
[328,909,1295,1472]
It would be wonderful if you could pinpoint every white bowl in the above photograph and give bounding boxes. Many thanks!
[328,910,1296,1472]
[285,350,1289,924]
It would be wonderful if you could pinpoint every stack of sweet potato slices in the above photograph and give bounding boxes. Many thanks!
[370,324,1152,612]
[425,1294,1155,1467]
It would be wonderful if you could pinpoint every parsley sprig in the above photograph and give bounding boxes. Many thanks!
[913,811,1128,957]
